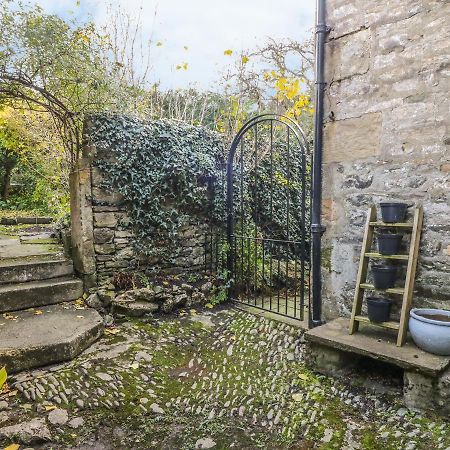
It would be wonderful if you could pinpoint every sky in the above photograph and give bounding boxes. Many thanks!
[30,0,316,91]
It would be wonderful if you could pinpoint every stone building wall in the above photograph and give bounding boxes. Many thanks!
[321,0,450,318]
[70,141,211,289]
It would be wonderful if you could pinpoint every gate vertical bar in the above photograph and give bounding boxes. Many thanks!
[226,146,235,300]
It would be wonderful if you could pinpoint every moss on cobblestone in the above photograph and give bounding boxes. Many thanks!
[1,308,450,450]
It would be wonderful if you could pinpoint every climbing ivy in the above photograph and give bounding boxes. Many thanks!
[88,115,309,260]
[88,115,226,255]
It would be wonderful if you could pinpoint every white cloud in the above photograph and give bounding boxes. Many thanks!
[29,0,316,90]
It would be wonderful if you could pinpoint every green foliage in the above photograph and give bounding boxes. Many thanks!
[90,115,226,255]
[0,1,143,163]
[0,106,69,216]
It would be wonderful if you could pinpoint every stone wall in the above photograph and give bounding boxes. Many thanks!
[322,0,450,318]
[70,140,211,289]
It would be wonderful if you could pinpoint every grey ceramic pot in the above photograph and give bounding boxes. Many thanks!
[409,308,450,356]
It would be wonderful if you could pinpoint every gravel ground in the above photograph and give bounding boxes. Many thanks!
[0,306,449,449]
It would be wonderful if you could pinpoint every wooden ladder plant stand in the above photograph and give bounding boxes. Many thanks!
[349,204,423,346]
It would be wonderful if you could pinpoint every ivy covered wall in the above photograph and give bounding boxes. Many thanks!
[70,115,225,288]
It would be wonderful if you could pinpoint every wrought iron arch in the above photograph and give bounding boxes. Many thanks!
[226,113,311,320]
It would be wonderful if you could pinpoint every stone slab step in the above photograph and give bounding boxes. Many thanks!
[0,258,74,284]
[0,277,84,313]
[0,241,64,260]
[0,304,103,373]
[305,318,450,377]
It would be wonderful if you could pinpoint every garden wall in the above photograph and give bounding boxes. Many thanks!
[69,118,217,290]
[321,0,450,318]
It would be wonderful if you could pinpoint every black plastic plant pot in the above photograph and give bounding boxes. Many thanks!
[376,232,403,255]
[379,202,408,223]
[372,264,398,289]
[366,296,393,323]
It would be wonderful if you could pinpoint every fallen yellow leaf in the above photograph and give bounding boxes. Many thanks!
[2,313,17,320]
[204,303,214,309]
[105,328,120,335]
[4,444,20,450]
[224,49,233,56]
[45,405,57,411]
[34,310,44,315]
[0,366,7,391]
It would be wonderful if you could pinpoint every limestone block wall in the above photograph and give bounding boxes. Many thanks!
[322,0,450,318]
[70,144,211,289]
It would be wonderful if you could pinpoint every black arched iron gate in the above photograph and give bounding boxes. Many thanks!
[225,114,311,320]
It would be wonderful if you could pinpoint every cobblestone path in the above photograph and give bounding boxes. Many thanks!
[1,307,449,449]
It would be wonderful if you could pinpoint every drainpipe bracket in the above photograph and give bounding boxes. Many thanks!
[311,224,327,236]
[315,24,331,34]
[311,318,326,328]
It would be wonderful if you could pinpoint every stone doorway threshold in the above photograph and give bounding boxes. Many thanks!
[305,318,450,417]
[236,303,309,330]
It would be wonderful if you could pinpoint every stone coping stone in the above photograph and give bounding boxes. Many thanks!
[0,303,103,373]
[0,217,53,225]
[305,318,450,377]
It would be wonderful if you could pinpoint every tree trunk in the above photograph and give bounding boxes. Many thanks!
[1,164,14,200]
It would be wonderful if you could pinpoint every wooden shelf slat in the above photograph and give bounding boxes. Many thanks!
[364,252,409,260]
[354,315,400,330]
[369,221,413,229]
[359,283,405,294]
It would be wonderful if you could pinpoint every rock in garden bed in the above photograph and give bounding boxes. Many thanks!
[109,273,218,318]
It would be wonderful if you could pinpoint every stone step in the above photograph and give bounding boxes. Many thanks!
[0,258,74,284]
[0,277,84,313]
[0,303,103,373]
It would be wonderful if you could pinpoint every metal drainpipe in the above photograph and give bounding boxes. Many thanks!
[310,0,329,328]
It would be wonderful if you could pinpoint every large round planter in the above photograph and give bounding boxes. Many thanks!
[409,308,450,355]
[376,232,403,255]
[366,296,392,323]
[372,264,398,289]
[379,202,408,223]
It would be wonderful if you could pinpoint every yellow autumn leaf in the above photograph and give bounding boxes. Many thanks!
[0,366,7,390]
[4,444,20,450]
[241,55,249,64]
[34,310,44,315]
[45,405,57,411]
[223,49,233,56]
[104,327,120,335]
[204,303,214,309]
[182,62,188,70]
